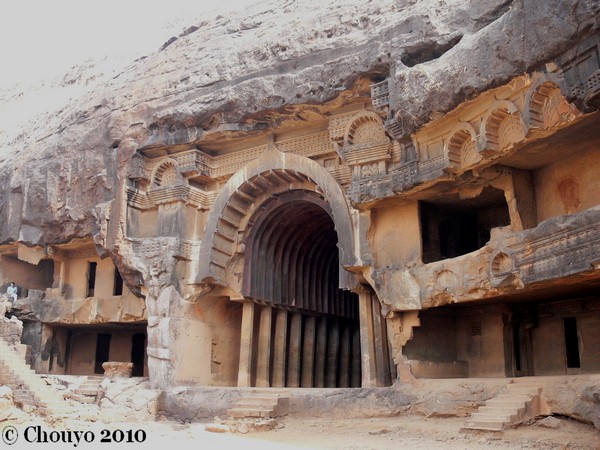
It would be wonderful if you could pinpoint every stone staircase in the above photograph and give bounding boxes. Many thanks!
[227,389,290,419]
[464,379,548,431]
[69,376,103,404]
[0,338,72,417]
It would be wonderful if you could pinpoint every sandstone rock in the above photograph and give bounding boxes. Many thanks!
[102,361,134,379]
[537,416,562,429]
[96,378,160,422]
[204,423,229,433]
[0,316,23,347]
[1,0,597,257]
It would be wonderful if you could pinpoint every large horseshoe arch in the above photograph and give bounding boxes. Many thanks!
[196,151,390,388]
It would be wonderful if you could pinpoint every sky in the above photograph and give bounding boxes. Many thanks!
[0,0,260,143]
[0,0,259,88]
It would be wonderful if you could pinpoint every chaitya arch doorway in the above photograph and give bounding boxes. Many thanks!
[237,190,362,387]
[196,155,393,388]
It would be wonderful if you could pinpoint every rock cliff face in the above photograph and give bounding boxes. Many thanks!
[0,0,598,266]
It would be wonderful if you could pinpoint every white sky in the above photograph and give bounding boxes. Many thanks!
[0,0,260,143]
[0,0,259,88]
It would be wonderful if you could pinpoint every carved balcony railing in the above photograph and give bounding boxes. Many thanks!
[370,79,390,111]
[505,213,600,285]
[349,156,450,203]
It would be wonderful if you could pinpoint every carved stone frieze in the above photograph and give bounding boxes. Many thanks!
[370,79,390,113]
[355,73,582,205]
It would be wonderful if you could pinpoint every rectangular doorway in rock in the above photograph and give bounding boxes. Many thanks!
[420,187,510,263]
[87,262,97,297]
[94,333,111,374]
[113,269,124,296]
[564,317,581,369]
[131,333,146,377]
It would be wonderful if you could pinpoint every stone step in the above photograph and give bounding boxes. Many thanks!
[470,412,516,423]
[0,338,72,417]
[487,398,532,407]
[234,397,280,406]
[464,380,545,432]
[463,420,504,431]
[73,387,98,396]
[69,393,97,404]
[227,407,273,418]
[478,405,525,416]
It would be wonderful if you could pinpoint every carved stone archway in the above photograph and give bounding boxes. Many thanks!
[195,149,391,388]
[196,150,358,295]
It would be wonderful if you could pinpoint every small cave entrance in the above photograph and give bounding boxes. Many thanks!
[420,187,511,263]
[239,190,362,388]
[42,325,148,377]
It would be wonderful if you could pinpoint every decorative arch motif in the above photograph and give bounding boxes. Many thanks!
[196,151,357,293]
[490,251,513,275]
[527,81,568,130]
[241,190,358,317]
[445,123,479,171]
[345,111,386,145]
[480,100,526,153]
[151,159,183,187]
[341,111,391,165]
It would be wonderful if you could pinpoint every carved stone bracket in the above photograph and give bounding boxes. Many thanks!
[119,237,181,299]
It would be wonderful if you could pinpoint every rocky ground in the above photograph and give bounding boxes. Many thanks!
[1,376,599,450]
[1,408,599,449]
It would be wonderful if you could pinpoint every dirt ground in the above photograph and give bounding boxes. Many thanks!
[3,411,599,449]
[238,414,600,450]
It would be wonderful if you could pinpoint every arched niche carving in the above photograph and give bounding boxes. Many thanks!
[480,100,526,153]
[525,76,573,130]
[444,123,479,172]
[196,151,357,295]
[151,158,184,187]
[490,251,513,275]
[341,111,391,165]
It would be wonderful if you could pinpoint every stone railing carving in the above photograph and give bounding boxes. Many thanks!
[504,213,600,285]
[349,158,448,203]
[370,79,389,112]
[556,31,600,110]
[126,185,217,211]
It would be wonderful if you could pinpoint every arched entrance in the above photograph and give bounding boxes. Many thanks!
[196,152,393,388]
[239,190,361,387]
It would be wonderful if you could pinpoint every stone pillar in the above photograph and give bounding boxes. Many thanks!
[314,317,328,388]
[57,259,66,294]
[237,301,256,387]
[351,326,361,387]
[287,313,302,388]
[338,324,351,388]
[358,288,378,387]
[301,316,316,387]
[256,305,273,387]
[272,309,288,387]
[371,296,389,386]
[325,321,339,387]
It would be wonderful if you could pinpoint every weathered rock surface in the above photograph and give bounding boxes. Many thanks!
[97,378,160,422]
[1,0,598,274]
[102,362,134,379]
